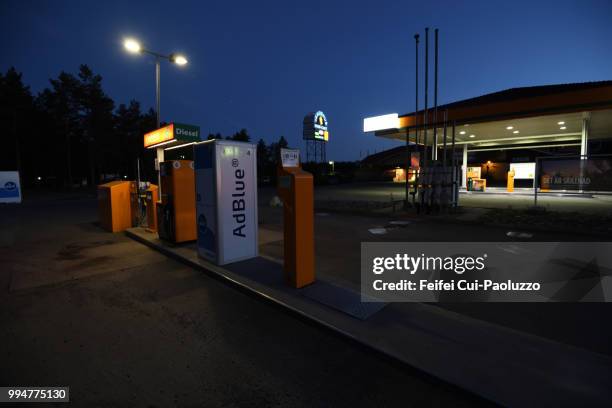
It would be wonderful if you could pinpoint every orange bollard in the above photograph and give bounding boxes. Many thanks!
[277,151,315,288]
[507,169,515,192]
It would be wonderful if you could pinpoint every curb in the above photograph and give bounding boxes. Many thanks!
[124,229,492,404]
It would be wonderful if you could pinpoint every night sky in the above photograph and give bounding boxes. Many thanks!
[1,0,611,161]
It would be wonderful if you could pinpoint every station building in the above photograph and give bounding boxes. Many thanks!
[363,81,612,193]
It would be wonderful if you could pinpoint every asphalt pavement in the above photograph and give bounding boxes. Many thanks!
[3,184,611,406]
[0,196,488,407]
[305,181,612,214]
[257,185,612,356]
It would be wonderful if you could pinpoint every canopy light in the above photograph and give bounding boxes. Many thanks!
[557,121,565,125]
[363,113,399,132]
[469,134,476,138]
[459,131,466,135]
[513,130,520,134]
[560,126,567,130]
[506,126,514,130]
[124,38,141,53]
[164,141,197,151]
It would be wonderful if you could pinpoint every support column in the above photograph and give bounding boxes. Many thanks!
[579,112,590,193]
[433,137,438,161]
[405,130,410,208]
[461,143,468,189]
[580,112,589,158]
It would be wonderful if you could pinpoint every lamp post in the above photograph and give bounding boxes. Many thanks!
[123,38,188,199]
[123,38,187,127]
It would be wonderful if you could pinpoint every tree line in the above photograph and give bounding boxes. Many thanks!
[0,65,292,189]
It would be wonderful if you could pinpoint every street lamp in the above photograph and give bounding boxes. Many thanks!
[123,37,188,127]
[171,54,188,66]
[124,38,141,53]
[123,37,189,201]
[328,160,335,173]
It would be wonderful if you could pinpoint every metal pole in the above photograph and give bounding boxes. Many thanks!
[155,57,163,200]
[414,34,420,150]
[323,141,326,163]
[579,113,589,193]
[534,158,539,207]
[155,57,161,128]
[405,130,409,207]
[433,28,439,162]
[451,121,456,167]
[442,109,448,166]
[137,157,142,225]
[451,120,457,207]
[413,33,420,208]
[462,143,468,190]
[420,28,430,212]
[423,28,429,164]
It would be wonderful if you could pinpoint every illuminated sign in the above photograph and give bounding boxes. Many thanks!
[466,166,482,180]
[144,123,200,148]
[540,157,612,191]
[0,171,21,203]
[280,148,300,168]
[144,124,174,148]
[303,111,329,142]
[510,162,535,179]
[363,113,399,132]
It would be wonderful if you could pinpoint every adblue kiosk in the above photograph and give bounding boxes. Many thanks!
[194,140,258,265]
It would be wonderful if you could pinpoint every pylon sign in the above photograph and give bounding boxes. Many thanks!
[303,111,329,141]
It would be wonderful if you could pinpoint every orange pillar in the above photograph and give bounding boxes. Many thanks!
[507,170,515,192]
[277,165,315,288]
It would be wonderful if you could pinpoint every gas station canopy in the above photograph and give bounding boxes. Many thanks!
[364,81,612,151]
[144,123,201,149]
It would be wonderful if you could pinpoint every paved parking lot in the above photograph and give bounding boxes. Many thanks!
[258,185,612,356]
[0,197,486,407]
[287,182,612,214]
[3,186,611,406]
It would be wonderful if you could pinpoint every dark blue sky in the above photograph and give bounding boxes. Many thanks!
[1,0,611,160]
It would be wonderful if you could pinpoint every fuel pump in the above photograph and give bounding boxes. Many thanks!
[157,160,196,243]
[145,184,159,232]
